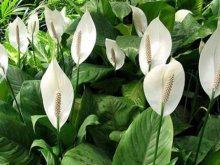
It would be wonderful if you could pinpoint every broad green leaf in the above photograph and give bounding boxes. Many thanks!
[76,114,99,144]
[0,101,38,164]
[139,2,175,32]
[202,150,220,165]
[71,63,113,87]
[174,136,214,164]
[98,0,116,23]
[122,80,146,108]
[116,36,141,63]
[110,2,131,21]
[0,78,9,101]
[171,114,191,135]
[61,144,111,165]
[6,65,33,95]
[176,0,203,15]
[113,109,173,165]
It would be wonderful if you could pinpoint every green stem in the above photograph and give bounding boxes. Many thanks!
[56,117,62,159]
[6,75,24,123]
[153,103,165,165]
[194,92,215,164]
[31,34,36,66]
[18,45,21,68]
[58,42,65,72]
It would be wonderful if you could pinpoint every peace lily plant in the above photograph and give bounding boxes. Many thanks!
[105,38,125,71]
[40,57,74,157]
[8,17,29,67]
[27,12,39,66]
[139,17,172,75]
[194,25,220,164]
[143,59,185,165]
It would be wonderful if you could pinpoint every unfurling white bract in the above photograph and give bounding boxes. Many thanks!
[139,17,172,75]
[8,17,29,53]
[130,5,147,37]
[28,12,39,36]
[71,11,96,65]
[105,39,125,70]
[40,57,74,130]
[199,28,220,99]
[44,6,65,42]
[143,59,185,116]
[0,44,8,78]
[175,9,192,23]
[61,7,71,27]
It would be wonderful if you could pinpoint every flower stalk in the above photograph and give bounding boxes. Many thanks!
[16,25,21,67]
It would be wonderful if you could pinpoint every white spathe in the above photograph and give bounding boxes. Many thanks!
[199,28,220,99]
[105,38,125,70]
[40,57,74,129]
[139,17,172,75]
[28,12,39,36]
[175,9,192,22]
[143,59,185,116]
[61,7,71,27]
[130,5,147,37]
[0,44,8,78]
[8,17,29,53]
[71,11,96,65]
[44,6,65,42]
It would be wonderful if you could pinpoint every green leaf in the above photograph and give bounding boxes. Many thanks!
[110,2,131,21]
[6,65,33,95]
[202,150,220,165]
[122,80,146,108]
[176,0,203,15]
[0,79,9,101]
[174,136,214,164]
[139,2,175,32]
[116,36,141,63]
[113,109,173,165]
[171,114,191,135]
[71,63,113,87]
[0,101,38,164]
[61,144,111,165]
[76,114,99,144]
[66,13,120,46]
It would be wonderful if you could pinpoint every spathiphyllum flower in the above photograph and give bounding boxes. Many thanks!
[0,44,8,78]
[61,7,71,27]
[143,59,185,116]
[44,6,65,42]
[175,9,192,22]
[27,12,39,36]
[71,11,96,65]
[139,17,172,75]
[199,28,220,99]
[40,57,74,130]
[105,38,125,70]
[8,17,29,53]
[130,5,147,37]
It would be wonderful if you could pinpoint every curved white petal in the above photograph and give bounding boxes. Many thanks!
[28,12,39,36]
[0,44,8,78]
[144,59,185,116]
[71,11,96,65]
[130,5,147,37]
[175,9,192,22]
[61,7,71,27]
[139,17,172,75]
[40,57,74,129]
[199,29,220,99]
[8,17,29,53]
[44,6,65,42]
[105,38,125,70]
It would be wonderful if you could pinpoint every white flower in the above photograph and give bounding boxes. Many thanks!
[143,59,185,116]
[139,17,172,75]
[61,7,71,27]
[0,44,8,78]
[199,28,220,99]
[28,12,39,36]
[44,6,65,42]
[40,57,74,129]
[130,5,147,37]
[71,11,96,65]
[8,17,29,53]
[175,9,192,22]
[105,38,125,70]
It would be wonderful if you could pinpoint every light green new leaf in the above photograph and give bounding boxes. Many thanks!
[113,109,173,165]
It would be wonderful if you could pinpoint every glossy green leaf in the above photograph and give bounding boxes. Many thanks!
[113,109,173,165]
[110,2,131,20]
